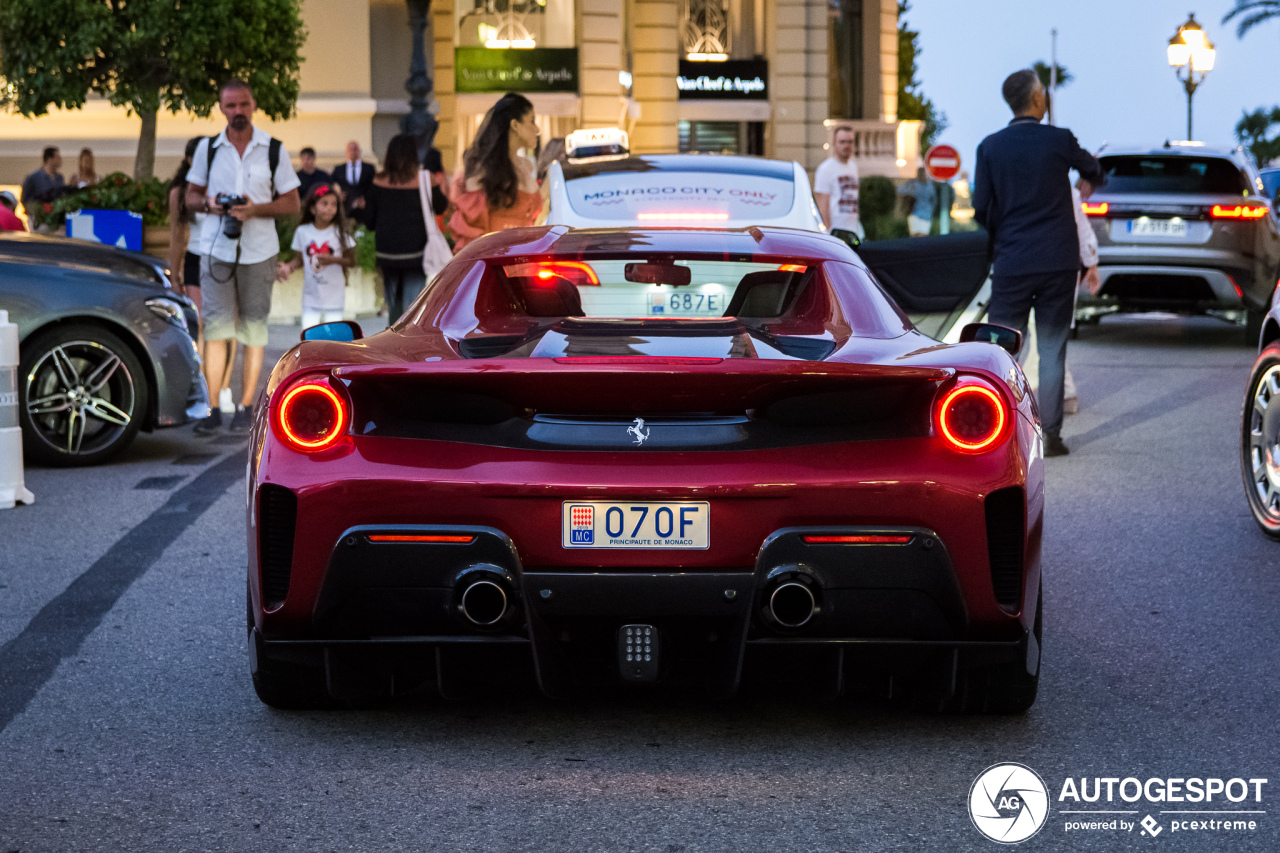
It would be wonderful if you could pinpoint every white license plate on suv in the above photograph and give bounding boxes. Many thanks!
[1126,218,1188,238]
[562,501,710,549]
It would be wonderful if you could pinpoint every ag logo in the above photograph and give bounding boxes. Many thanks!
[968,763,1049,844]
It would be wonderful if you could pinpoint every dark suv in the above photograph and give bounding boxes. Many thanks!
[1077,144,1280,342]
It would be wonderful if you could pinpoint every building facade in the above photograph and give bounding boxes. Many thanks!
[0,0,913,185]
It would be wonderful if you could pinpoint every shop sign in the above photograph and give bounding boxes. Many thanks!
[455,47,579,94]
[676,59,768,100]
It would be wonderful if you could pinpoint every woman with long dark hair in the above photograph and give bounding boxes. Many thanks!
[364,133,448,321]
[449,93,542,253]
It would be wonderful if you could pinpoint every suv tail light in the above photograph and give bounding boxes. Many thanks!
[935,379,1011,453]
[1210,204,1268,220]
[273,378,350,452]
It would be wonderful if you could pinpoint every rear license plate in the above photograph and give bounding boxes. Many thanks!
[1126,218,1188,238]
[562,501,710,549]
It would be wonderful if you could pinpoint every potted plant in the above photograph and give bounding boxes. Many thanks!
[32,172,171,257]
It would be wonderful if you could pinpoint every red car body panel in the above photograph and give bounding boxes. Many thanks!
[245,226,1044,702]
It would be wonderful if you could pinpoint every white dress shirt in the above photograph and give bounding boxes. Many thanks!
[187,127,301,265]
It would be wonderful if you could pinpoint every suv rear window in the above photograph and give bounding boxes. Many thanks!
[1099,156,1248,195]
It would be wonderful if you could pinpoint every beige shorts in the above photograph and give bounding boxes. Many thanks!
[200,256,275,347]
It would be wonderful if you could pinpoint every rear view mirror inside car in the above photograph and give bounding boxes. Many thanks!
[960,322,1021,355]
[830,228,861,249]
[625,263,693,287]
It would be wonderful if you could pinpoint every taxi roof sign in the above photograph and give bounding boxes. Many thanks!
[566,127,630,163]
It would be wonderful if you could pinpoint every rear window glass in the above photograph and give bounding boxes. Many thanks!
[1100,156,1248,195]
[564,171,796,222]
[477,257,905,339]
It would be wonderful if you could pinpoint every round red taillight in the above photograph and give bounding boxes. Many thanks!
[937,382,1009,453]
[275,381,348,452]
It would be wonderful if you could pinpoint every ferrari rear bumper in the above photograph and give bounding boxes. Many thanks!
[253,524,1033,700]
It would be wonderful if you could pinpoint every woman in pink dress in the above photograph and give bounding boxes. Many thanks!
[449,93,543,253]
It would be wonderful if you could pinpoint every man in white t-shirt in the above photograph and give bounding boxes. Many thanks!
[185,79,301,435]
[813,126,863,238]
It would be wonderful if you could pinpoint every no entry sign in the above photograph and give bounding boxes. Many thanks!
[924,145,961,182]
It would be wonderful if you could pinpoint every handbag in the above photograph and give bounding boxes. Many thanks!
[418,169,453,282]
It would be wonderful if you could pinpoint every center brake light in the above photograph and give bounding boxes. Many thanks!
[636,212,730,221]
[505,260,600,286]
[1081,202,1108,216]
[1211,204,1269,220]
[936,379,1010,453]
[274,378,350,452]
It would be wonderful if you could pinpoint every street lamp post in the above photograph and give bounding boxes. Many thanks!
[402,0,438,160]
[1167,13,1216,141]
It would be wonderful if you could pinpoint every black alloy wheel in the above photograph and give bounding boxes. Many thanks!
[1241,341,1280,539]
[19,324,148,466]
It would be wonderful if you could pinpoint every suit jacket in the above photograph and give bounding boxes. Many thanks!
[973,117,1104,277]
[331,161,374,220]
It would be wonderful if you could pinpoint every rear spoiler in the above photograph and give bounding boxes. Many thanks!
[334,359,952,416]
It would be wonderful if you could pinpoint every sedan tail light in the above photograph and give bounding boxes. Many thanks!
[935,379,1010,453]
[274,378,350,452]
[1210,204,1269,220]
[1080,201,1108,216]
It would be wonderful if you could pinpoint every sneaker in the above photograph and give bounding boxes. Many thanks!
[193,409,222,436]
[218,387,235,414]
[229,406,253,433]
[1063,395,1079,415]
[1045,434,1070,457]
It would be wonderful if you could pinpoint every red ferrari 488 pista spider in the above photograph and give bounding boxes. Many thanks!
[246,226,1043,712]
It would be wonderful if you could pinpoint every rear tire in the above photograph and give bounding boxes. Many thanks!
[954,581,1042,714]
[1241,342,1280,540]
[247,585,334,709]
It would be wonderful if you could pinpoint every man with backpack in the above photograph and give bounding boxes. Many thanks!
[185,79,301,435]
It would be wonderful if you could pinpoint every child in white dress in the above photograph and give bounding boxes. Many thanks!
[277,183,356,328]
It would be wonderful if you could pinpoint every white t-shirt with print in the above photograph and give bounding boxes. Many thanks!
[813,157,862,236]
[291,223,355,312]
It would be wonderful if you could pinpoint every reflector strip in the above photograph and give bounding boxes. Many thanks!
[802,535,913,544]
[367,534,476,544]
[636,212,730,221]
[1211,204,1268,219]
[1081,201,1108,216]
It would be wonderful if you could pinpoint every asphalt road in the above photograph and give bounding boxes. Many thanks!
[1,315,1276,852]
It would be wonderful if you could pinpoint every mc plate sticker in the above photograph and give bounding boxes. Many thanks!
[562,501,710,549]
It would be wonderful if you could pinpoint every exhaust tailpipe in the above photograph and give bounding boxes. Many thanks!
[769,581,817,628]
[460,579,509,626]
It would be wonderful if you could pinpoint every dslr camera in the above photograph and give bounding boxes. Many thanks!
[214,193,249,239]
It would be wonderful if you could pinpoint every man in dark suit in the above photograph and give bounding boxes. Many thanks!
[974,69,1104,458]
[296,147,330,198]
[331,140,374,224]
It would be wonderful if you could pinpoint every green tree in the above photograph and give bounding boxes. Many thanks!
[1235,106,1280,165]
[1032,61,1072,90]
[0,0,306,181]
[897,1,948,150]
[1223,0,1280,37]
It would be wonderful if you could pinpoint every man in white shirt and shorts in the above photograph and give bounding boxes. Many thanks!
[186,80,301,434]
[813,125,864,239]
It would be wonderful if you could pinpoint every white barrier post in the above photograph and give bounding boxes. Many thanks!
[0,310,35,509]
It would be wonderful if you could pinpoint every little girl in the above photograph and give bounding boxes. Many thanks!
[277,183,356,329]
